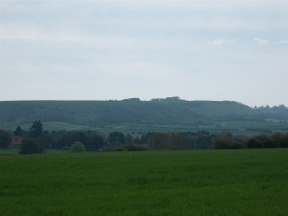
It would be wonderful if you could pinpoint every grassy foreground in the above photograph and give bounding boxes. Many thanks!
[1,149,288,216]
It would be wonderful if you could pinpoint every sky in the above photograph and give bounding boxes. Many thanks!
[0,0,287,107]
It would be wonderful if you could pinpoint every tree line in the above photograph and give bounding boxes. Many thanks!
[0,120,288,154]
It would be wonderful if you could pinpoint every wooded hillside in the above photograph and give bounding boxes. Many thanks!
[0,99,287,129]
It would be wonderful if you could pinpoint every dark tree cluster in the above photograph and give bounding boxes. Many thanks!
[135,131,214,149]
[214,133,288,149]
[0,121,106,154]
[213,133,247,149]
[246,133,288,148]
[254,104,288,121]
[1,119,288,153]
[43,130,106,151]
[19,120,44,154]
[29,120,43,138]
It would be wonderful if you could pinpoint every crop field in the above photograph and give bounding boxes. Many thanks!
[1,149,288,215]
[8,119,288,137]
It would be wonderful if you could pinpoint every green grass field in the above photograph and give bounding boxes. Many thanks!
[1,149,288,215]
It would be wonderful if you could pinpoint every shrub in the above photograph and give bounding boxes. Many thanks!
[0,130,12,149]
[19,139,42,154]
[70,141,86,153]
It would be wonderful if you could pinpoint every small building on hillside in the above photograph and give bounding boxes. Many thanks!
[11,136,23,148]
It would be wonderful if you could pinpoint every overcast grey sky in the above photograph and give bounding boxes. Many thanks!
[0,0,287,107]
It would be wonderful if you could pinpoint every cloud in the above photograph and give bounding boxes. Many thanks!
[254,37,268,45]
[207,39,235,46]
[276,39,288,45]
[209,39,225,46]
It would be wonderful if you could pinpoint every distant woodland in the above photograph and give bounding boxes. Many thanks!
[1,120,288,154]
[0,98,287,129]
[1,98,288,153]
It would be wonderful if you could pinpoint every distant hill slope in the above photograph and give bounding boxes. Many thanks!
[0,100,287,129]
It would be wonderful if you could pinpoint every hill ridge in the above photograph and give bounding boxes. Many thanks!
[0,100,287,129]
